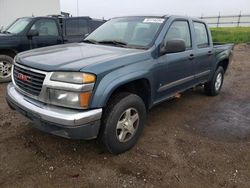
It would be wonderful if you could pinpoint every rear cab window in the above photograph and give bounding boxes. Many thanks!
[65,18,90,36]
[164,20,192,50]
[193,22,210,48]
[89,20,104,32]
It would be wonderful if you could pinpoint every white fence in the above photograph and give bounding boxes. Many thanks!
[199,13,250,27]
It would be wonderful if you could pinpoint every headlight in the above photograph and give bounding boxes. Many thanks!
[49,89,91,109]
[50,72,96,84]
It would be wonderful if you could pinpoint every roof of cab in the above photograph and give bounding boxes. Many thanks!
[110,15,204,22]
[17,16,104,21]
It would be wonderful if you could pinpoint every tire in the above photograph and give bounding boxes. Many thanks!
[0,55,13,83]
[99,92,146,154]
[204,66,224,96]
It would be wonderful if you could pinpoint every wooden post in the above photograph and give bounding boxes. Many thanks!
[237,11,242,27]
[217,12,220,27]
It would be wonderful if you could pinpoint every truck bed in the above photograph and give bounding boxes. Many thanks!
[213,42,234,56]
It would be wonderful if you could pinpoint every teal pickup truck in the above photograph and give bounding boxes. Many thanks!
[6,15,234,154]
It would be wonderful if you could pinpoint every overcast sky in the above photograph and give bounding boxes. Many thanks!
[60,0,250,19]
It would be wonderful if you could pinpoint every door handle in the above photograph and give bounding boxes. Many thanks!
[63,39,69,43]
[208,51,213,56]
[57,39,63,44]
[189,54,195,60]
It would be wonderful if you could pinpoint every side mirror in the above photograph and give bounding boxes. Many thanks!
[84,33,90,38]
[160,39,186,55]
[27,29,39,39]
[80,34,90,42]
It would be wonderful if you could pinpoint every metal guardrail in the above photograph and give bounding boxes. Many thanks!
[199,12,250,27]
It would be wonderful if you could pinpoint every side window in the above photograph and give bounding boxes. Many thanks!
[194,22,209,48]
[90,20,103,31]
[65,19,89,36]
[31,19,59,36]
[164,21,192,49]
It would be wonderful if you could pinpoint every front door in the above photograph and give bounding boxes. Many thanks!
[29,18,63,49]
[155,20,196,103]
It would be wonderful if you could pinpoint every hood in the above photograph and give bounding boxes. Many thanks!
[17,43,146,72]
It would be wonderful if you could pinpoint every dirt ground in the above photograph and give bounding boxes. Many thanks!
[0,45,250,188]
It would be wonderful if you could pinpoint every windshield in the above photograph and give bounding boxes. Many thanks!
[85,17,165,49]
[5,18,31,34]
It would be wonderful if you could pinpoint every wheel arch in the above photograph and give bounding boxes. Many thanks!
[91,71,153,110]
[0,48,18,58]
[217,58,229,72]
[106,78,151,110]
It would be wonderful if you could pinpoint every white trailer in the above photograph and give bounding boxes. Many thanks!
[0,0,60,30]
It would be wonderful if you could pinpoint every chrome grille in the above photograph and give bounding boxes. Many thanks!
[13,65,46,96]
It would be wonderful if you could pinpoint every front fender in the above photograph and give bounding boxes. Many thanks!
[0,48,18,57]
[90,70,152,108]
[0,36,20,55]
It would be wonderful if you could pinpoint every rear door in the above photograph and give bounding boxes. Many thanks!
[155,19,196,102]
[192,21,215,82]
[28,18,63,48]
[63,18,90,43]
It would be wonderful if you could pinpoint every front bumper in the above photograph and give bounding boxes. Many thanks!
[6,83,102,140]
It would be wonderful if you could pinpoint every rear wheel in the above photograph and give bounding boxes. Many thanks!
[0,55,13,83]
[99,92,146,154]
[204,66,224,96]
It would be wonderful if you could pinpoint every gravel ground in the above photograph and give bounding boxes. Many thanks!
[0,45,250,188]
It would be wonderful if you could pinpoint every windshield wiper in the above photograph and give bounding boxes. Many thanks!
[82,39,98,44]
[83,39,144,49]
[97,40,128,47]
[2,31,11,34]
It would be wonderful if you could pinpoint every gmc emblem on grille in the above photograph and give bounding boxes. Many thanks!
[17,73,31,82]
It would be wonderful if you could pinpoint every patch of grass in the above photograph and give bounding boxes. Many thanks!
[210,27,250,44]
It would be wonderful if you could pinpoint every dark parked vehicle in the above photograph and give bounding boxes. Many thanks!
[0,16,105,82]
[6,15,234,154]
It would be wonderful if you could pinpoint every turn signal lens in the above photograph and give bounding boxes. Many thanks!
[80,92,92,107]
[83,73,96,83]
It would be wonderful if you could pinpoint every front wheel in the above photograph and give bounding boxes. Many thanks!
[0,55,13,83]
[99,92,146,154]
[204,66,224,96]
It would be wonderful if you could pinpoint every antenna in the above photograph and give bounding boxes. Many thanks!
[77,0,79,16]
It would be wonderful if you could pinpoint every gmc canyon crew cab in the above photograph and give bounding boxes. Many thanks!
[6,15,234,154]
[0,16,105,82]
